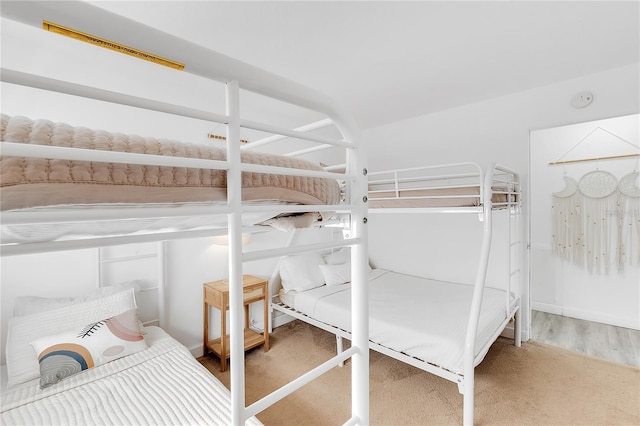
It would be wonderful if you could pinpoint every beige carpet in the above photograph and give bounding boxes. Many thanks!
[199,320,640,425]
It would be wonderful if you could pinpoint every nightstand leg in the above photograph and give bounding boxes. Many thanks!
[220,306,227,372]
[263,290,270,351]
[244,304,250,331]
[203,289,209,356]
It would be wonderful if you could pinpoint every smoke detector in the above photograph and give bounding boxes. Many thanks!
[571,91,594,109]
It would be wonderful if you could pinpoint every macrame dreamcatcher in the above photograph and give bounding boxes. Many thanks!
[549,125,639,273]
[552,170,640,273]
[578,170,618,273]
[552,176,583,267]
[617,171,640,270]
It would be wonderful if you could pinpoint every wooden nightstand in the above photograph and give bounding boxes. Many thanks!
[203,274,270,372]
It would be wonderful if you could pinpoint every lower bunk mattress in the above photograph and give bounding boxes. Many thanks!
[0,326,262,426]
[280,269,513,376]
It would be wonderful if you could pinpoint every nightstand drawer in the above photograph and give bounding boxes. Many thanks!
[243,286,264,301]
[204,287,222,307]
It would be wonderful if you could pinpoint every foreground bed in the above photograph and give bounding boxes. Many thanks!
[2,327,261,426]
[1,288,261,425]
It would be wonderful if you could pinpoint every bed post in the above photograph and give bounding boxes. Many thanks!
[510,169,523,348]
[345,127,369,425]
[157,241,168,328]
[462,166,494,426]
[226,79,246,426]
[267,230,297,334]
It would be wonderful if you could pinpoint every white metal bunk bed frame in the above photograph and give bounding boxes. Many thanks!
[0,2,369,425]
[272,162,522,426]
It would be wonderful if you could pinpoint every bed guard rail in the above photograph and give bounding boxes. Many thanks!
[367,162,519,214]
[367,162,484,212]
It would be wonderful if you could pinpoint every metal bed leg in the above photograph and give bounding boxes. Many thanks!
[514,308,522,347]
[336,335,344,367]
[462,375,474,426]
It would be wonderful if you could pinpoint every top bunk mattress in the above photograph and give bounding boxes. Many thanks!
[0,114,341,211]
[367,186,511,208]
[280,269,513,375]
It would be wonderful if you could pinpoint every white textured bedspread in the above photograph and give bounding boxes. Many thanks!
[0,114,340,211]
[1,327,261,426]
[295,269,511,375]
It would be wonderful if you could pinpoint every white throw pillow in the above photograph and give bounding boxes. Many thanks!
[324,249,372,273]
[318,263,351,286]
[323,248,350,265]
[5,288,137,388]
[280,253,326,293]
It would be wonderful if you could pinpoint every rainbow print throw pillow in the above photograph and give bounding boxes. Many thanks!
[31,308,147,388]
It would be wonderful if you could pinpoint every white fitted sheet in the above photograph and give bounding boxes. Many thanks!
[292,269,510,375]
[0,202,278,244]
[0,326,262,426]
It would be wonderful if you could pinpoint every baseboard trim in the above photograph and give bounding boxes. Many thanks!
[188,344,204,358]
[531,302,563,316]
[273,311,295,328]
[532,302,639,330]
[501,323,529,343]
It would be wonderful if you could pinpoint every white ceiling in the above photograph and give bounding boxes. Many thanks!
[91,1,640,129]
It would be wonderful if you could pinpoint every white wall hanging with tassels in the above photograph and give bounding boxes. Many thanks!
[550,127,640,273]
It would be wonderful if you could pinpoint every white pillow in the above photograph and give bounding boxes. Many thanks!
[5,288,137,388]
[13,282,140,316]
[324,249,373,273]
[280,252,326,293]
[318,263,351,286]
[31,308,147,389]
[324,248,350,265]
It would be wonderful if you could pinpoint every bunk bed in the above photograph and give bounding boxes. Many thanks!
[272,162,522,426]
[0,1,369,425]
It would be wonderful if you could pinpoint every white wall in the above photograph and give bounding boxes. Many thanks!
[530,114,639,329]
[0,250,98,365]
[363,62,640,340]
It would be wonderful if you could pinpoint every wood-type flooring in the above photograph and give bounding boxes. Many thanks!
[531,310,640,367]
